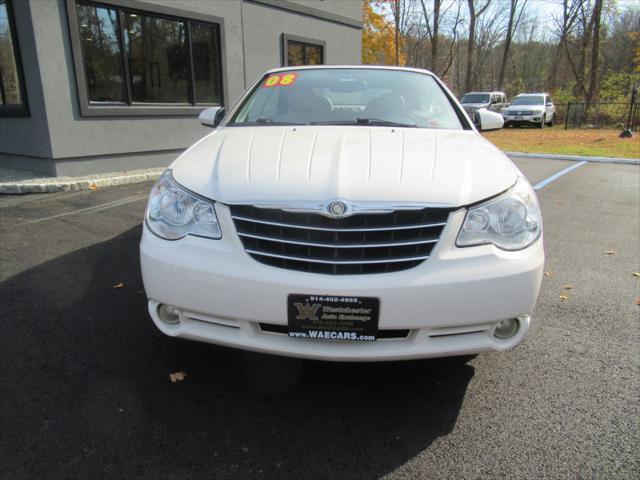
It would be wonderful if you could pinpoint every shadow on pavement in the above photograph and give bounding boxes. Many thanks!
[0,226,474,479]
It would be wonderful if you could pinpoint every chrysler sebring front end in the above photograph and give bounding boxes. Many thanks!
[140,66,544,362]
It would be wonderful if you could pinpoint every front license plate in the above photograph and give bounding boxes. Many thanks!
[515,116,523,120]
[287,294,379,342]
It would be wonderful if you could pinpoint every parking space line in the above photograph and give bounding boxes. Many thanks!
[533,160,588,190]
[18,194,147,226]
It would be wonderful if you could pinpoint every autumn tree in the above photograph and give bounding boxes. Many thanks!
[362,0,406,65]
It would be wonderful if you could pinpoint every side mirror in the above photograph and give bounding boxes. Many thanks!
[199,106,225,128]
[473,109,504,131]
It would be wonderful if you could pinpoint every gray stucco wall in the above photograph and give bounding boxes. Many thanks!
[242,1,362,86]
[0,0,362,176]
[0,0,54,168]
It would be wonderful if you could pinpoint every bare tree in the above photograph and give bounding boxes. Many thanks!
[464,0,493,93]
[586,0,603,108]
[440,1,465,81]
[419,0,459,74]
[497,0,528,90]
[547,0,582,91]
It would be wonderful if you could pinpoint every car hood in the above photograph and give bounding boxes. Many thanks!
[461,103,489,108]
[171,126,517,208]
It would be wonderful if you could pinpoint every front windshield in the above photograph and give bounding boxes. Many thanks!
[229,68,463,130]
[461,93,490,104]
[511,96,544,106]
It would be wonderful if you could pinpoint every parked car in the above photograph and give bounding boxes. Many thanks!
[460,91,508,116]
[140,66,543,362]
[503,93,556,128]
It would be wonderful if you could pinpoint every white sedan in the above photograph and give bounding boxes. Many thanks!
[140,66,544,362]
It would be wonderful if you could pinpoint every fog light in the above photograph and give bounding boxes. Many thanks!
[158,304,180,325]
[494,318,519,339]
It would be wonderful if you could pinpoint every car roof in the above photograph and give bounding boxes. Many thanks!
[464,91,505,95]
[264,65,437,76]
[516,93,547,96]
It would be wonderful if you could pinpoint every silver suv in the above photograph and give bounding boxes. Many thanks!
[502,93,556,128]
[460,91,507,116]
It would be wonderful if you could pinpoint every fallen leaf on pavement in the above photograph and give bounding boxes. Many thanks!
[633,272,640,278]
[113,282,124,288]
[169,371,187,382]
[559,294,569,301]
[604,250,615,255]
[563,285,573,290]
[635,298,640,306]
[544,271,553,277]
[90,183,98,191]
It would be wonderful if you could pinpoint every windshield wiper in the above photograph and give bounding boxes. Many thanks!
[310,118,418,128]
[229,118,304,126]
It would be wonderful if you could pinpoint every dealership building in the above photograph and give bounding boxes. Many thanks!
[0,0,362,176]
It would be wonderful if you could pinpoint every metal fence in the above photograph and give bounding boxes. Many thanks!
[557,102,639,130]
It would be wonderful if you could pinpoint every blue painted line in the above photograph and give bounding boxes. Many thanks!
[533,160,588,190]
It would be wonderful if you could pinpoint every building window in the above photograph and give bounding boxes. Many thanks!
[282,34,324,67]
[69,1,224,116]
[0,0,28,116]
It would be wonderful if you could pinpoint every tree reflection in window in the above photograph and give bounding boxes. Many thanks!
[125,13,189,103]
[77,3,125,102]
[0,0,25,109]
[286,39,323,66]
[74,1,222,107]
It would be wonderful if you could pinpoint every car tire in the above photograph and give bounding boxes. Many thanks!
[546,114,555,127]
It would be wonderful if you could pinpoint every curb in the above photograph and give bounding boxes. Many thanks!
[506,151,640,165]
[0,168,164,194]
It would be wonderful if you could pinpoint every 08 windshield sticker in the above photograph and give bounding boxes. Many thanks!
[262,73,298,88]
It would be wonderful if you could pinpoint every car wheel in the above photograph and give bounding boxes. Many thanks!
[546,114,555,127]
[538,115,545,129]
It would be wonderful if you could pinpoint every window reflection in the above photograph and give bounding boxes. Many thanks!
[73,1,223,108]
[0,0,23,106]
[305,45,322,65]
[125,13,189,103]
[286,39,323,66]
[287,42,304,66]
[191,22,221,104]
[76,3,125,103]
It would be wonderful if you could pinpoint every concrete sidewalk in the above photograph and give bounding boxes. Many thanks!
[0,166,164,194]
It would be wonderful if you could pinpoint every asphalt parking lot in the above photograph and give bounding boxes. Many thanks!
[1,157,638,479]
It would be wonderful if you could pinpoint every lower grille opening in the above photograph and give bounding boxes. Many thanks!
[259,323,410,339]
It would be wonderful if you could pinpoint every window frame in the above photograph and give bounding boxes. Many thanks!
[281,34,325,67]
[0,0,29,117]
[65,0,226,117]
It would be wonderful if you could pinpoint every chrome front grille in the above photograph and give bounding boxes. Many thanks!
[511,110,533,116]
[230,205,452,275]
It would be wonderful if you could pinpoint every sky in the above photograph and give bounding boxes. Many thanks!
[378,0,639,42]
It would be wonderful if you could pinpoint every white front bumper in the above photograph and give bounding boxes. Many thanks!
[140,205,544,362]
[503,114,543,123]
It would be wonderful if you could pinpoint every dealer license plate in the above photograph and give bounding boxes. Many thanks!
[287,294,379,342]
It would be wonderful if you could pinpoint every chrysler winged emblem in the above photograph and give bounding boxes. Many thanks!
[326,201,348,218]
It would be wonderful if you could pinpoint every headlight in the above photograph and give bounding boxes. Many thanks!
[456,177,541,251]
[146,170,221,240]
